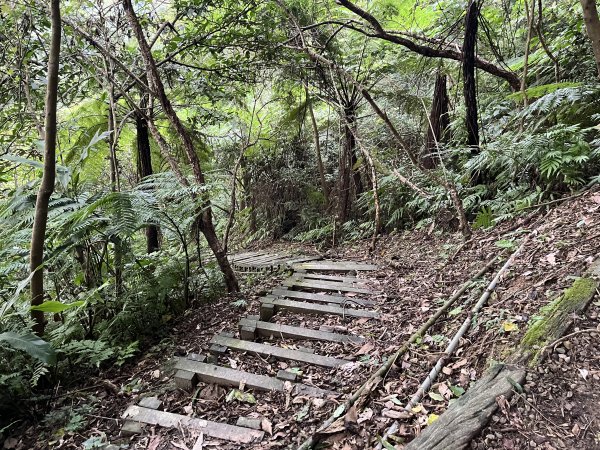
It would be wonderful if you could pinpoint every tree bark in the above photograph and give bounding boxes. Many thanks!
[463,0,480,150]
[580,0,600,78]
[122,0,239,292]
[136,105,160,253]
[305,87,329,206]
[424,73,450,169]
[30,0,61,335]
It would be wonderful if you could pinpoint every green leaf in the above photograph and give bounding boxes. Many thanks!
[449,306,463,316]
[428,392,444,402]
[0,332,57,365]
[225,389,256,404]
[449,385,465,397]
[30,300,84,313]
[495,239,516,250]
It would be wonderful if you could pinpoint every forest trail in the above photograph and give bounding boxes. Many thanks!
[118,255,382,447]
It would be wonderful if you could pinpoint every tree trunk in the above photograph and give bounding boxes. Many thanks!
[463,0,480,150]
[580,0,600,78]
[424,73,450,169]
[339,104,361,222]
[123,0,239,292]
[30,0,61,335]
[136,107,160,253]
[305,87,329,206]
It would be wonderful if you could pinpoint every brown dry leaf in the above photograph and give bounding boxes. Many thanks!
[438,383,452,399]
[381,408,412,420]
[152,369,161,379]
[545,253,557,265]
[442,366,452,375]
[356,318,370,325]
[452,358,468,369]
[591,194,600,204]
[183,403,194,415]
[3,438,18,450]
[355,342,374,356]
[147,436,162,450]
[344,405,359,433]
[319,417,346,435]
[171,441,191,450]
[199,384,224,401]
[358,408,373,424]
[261,417,273,435]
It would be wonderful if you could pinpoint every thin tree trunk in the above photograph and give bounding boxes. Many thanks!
[136,104,160,253]
[520,0,536,107]
[30,0,61,335]
[305,87,329,206]
[580,0,600,78]
[423,73,450,169]
[536,0,560,82]
[122,0,239,292]
[463,0,480,150]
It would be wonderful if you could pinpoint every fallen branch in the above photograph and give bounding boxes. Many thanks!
[376,236,531,448]
[295,258,498,450]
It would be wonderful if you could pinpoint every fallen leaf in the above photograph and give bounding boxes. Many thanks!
[382,408,412,419]
[148,436,162,450]
[261,417,273,435]
[578,368,589,380]
[183,403,193,415]
[355,342,374,356]
[452,358,468,369]
[426,413,439,426]
[442,366,452,375]
[428,392,444,402]
[358,408,373,424]
[502,321,518,332]
[152,369,160,379]
[545,253,557,265]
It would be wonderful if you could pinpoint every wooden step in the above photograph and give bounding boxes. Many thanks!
[296,273,365,283]
[122,405,264,444]
[260,297,379,321]
[271,288,375,307]
[210,334,347,368]
[283,278,375,294]
[175,358,335,397]
[291,261,378,272]
[238,318,365,344]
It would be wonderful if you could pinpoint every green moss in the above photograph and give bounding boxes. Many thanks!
[520,277,597,362]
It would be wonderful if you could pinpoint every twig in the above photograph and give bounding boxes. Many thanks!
[541,327,600,354]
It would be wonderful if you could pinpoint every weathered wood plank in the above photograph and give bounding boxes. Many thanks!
[405,364,525,450]
[210,334,347,368]
[174,358,335,397]
[239,318,365,343]
[296,273,365,283]
[283,278,375,294]
[261,297,379,319]
[271,288,375,307]
[291,261,378,272]
[122,406,264,444]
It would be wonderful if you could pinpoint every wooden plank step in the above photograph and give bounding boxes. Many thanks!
[229,251,268,262]
[122,405,264,444]
[175,358,335,397]
[296,273,365,283]
[210,334,347,368]
[238,318,365,343]
[283,278,375,294]
[261,297,379,320]
[285,256,322,265]
[271,288,375,307]
[292,261,378,272]
[236,253,287,264]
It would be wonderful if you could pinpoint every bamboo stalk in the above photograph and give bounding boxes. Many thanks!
[295,258,498,450]
[376,237,530,448]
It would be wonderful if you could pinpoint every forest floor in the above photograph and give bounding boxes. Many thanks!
[6,191,600,450]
